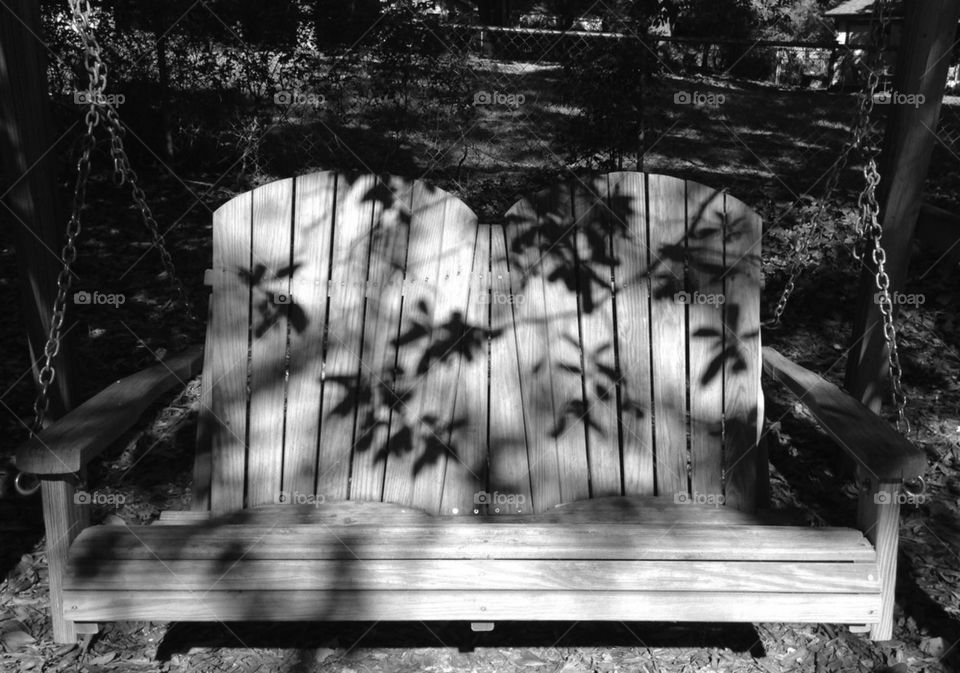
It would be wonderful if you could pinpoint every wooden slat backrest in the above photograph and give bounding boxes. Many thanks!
[500,173,762,511]
[348,176,411,502]
[283,172,336,500]
[197,171,762,514]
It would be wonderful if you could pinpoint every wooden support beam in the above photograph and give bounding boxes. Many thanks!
[846,0,960,411]
[41,476,90,643]
[0,0,78,420]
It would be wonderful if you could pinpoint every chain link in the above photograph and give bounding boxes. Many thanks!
[768,0,907,430]
[31,0,105,431]
[851,0,909,432]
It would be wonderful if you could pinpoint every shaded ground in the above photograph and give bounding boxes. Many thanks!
[1,68,959,672]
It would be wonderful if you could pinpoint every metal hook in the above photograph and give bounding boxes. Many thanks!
[902,475,925,497]
[14,471,41,497]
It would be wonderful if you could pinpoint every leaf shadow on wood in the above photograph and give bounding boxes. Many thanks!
[196,172,763,514]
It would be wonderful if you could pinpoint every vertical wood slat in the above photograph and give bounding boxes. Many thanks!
[316,175,378,501]
[282,172,336,499]
[538,184,590,505]
[210,191,252,514]
[381,182,454,507]
[486,225,534,514]
[573,178,621,497]
[438,222,488,515]
[349,177,413,502]
[607,172,654,495]
[246,179,295,508]
[647,175,689,498]
[408,190,479,514]
[686,183,726,498]
[504,197,562,512]
[722,193,762,511]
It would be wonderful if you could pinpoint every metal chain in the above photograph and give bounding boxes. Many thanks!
[31,0,104,431]
[848,0,909,432]
[31,0,197,432]
[770,2,890,325]
[853,0,891,260]
[79,0,197,322]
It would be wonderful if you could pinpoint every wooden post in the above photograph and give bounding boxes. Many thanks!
[40,476,91,643]
[0,0,77,420]
[845,0,960,411]
[857,469,901,640]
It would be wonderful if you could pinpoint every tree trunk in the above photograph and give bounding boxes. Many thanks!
[157,34,175,161]
[845,0,960,412]
[0,0,78,422]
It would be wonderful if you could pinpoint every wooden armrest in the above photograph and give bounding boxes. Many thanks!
[761,347,925,481]
[17,346,203,475]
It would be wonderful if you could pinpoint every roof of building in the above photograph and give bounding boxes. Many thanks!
[825,0,904,18]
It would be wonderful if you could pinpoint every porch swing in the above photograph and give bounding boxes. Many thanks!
[18,0,925,645]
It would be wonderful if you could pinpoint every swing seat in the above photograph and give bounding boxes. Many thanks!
[61,500,881,625]
[18,171,925,644]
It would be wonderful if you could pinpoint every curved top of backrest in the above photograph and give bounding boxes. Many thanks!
[212,171,477,224]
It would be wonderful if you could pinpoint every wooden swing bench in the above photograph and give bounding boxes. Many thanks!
[18,171,925,644]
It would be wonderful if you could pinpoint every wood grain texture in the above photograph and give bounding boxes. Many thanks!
[606,172,654,495]
[62,590,881,624]
[722,193,762,511]
[504,197,562,512]
[157,501,433,525]
[247,178,295,507]
[536,183,591,504]
[685,182,726,498]
[17,347,202,474]
[486,226,534,513]
[857,472,901,640]
[316,174,377,501]
[380,181,448,506]
[67,559,880,593]
[70,523,875,562]
[348,176,412,501]
[156,496,805,526]
[439,223,488,515]
[762,347,926,480]
[407,187,479,513]
[573,178,621,497]
[41,478,89,643]
[646,174,689,498]
[282,172,336,498]
[208,189,253,514]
